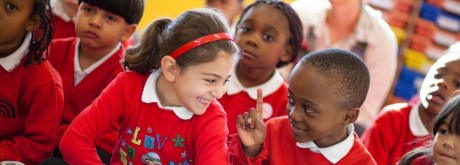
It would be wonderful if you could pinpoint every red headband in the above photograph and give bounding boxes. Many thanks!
[169,33,233,59]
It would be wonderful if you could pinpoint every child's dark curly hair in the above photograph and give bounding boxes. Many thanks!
[25,0,55,66]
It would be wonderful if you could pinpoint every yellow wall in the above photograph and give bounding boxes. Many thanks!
[139,0,294,30]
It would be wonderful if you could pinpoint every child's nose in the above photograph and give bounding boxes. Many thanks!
[288,106,302,121]
[89,14,103,28]
[245,35,258,48]
[437,75,456,92]
[211,85,226,99]
[442,135,455,149]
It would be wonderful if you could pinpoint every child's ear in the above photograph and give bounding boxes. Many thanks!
[120,24,137,42]
[341,107,359,125]
[280,45,293,63]
[26,15,40,32]
[160,56,179,82]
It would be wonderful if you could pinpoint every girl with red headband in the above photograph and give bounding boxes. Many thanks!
[59,8,239,164]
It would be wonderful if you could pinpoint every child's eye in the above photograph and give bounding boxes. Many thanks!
[454,81,460,89]
[83,7,93,12]
[438,128,448,135]
[434,73,443,79]
[262,34,274,42]
[239,25,251,33]
[205,79,216,84]
[6,3,17,10]
[106,15,116,21]
[223,79,230,85]
[303,105,314,113]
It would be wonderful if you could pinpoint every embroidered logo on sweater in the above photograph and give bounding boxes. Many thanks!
[0,100,15,119]
[119,127,193,165]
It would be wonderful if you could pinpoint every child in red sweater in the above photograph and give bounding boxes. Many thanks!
[0,0,64,164]
[218,0,303,135]
[361,47,460,165]
[59,8,239,164]
[398,92,460,165]
[47,0,143,162]
[231,48,376,164]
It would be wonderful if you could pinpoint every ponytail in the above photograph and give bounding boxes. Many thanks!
[123,18,172,74]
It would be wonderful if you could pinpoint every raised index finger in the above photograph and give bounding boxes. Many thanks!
[256,88,263,120]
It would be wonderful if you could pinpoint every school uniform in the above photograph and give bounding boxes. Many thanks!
[48,37,125,153]
[0,33,64,164]
[219,69,288,134]
[361,102,432,165]
[229,116,376,165]
[288,0,398,126]
[60,70,230,164]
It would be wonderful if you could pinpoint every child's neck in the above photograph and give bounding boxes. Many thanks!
[78,43,119,70]
[156,74,179,107]
[236,64,275,88]
[326,1,361,44]
[418,106,435,133]
[314,126,348,148]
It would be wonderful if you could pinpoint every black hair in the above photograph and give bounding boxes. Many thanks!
[300,48,370,109]
[236,0,303,67]
[78,0,144,24]
[123,8,239,74]
[433,95,460,136]
[25,0,55,66]
[397,147,434,165]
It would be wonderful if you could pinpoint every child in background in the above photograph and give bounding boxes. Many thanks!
[47,0,143,162]
[218,0,303,135]
[398,93,460,165]
[231,49,376,164]
[50,0,137,47]
[361,48,460,165]
[59,8,239,164]
[0,0,64,164]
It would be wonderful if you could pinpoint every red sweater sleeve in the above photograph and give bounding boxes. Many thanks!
[361,109,399,165]
[228,134,269,165]
[59,73,126,164]
[0,71,64,164]
[192,105,230,164]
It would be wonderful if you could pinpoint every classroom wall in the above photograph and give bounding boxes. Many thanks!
[138,0,294,30]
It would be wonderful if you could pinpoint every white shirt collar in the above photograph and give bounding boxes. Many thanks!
[226,67,285,99]
[74,39,121,85]
[0,33,31,72]
[141,69,194,120]
[409,102,430,136]
[296,124,355,164]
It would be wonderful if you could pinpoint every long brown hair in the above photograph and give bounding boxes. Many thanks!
[123,8,239,74]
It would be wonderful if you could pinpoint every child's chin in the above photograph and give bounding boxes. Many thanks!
[192,109,206,115]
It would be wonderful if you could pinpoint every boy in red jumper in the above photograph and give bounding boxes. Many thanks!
[47,0,143,162]
[218,0,303,135]
[59,8,239,164]
[361,45,460,165]
[231,48,376,164]
[0,0,64,164]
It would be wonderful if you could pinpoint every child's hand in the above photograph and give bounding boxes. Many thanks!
[236,88,266,157]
